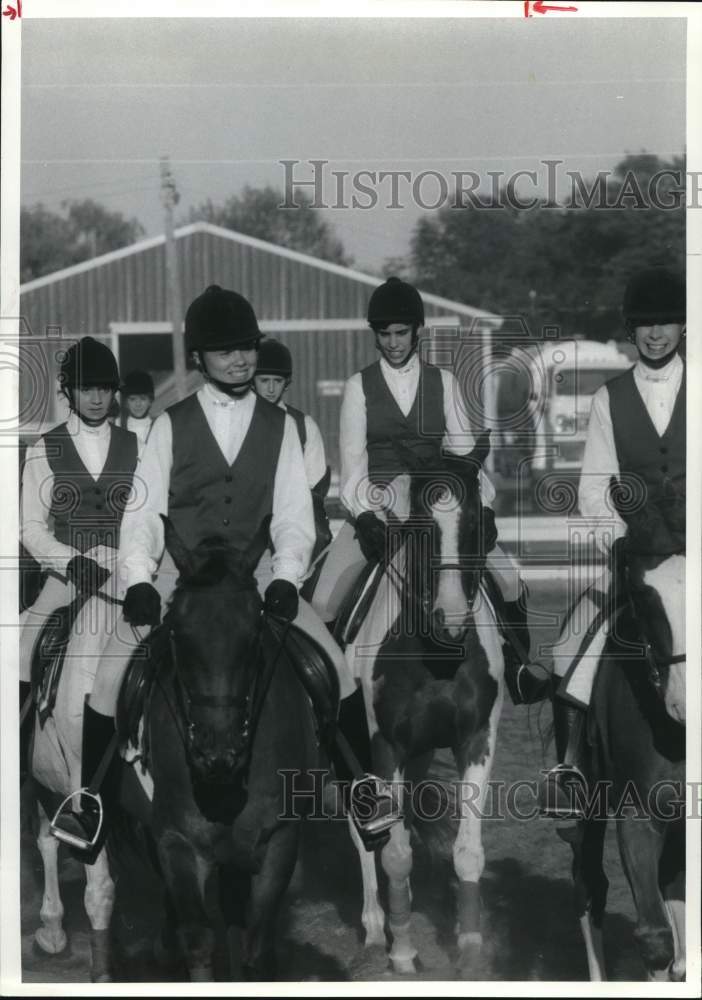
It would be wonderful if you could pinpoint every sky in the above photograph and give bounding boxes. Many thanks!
[20,13,686,275]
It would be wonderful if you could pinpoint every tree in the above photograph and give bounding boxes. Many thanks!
[188,185,351,266]
[408,154,685,343]
[21,200,145,283]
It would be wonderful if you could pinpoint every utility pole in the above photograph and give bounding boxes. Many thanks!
[160,156,187,400]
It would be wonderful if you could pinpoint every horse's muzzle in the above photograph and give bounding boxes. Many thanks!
[189,746,244,785]
[431,607,469,643]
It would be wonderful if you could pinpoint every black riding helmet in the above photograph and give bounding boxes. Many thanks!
[367,276,425,331]
[121,369,155,397]
[185,285,261,353]
[622,268,686,331]
[58,337,120,390]
[256,339,293,380]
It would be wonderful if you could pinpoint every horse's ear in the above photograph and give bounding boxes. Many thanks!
[463,430,491,475]
[161,514,196,579]
[243,514,273,572]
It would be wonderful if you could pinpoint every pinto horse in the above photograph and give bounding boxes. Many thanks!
[567,486,686,981]
[345,432,505,976]
[28,519,319,981]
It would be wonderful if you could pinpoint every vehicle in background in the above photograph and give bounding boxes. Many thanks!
[494,339,637,485]
[531,339,636,470]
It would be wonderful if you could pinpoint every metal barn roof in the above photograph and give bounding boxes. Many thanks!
[19,221,500,336]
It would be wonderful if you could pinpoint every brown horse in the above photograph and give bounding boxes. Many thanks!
[29,519,320,981]
[566,487,686,981]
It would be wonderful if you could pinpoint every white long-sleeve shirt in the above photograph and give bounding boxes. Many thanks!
[280,403,327,489]
[21,412,115,574]
[126,415,153,453]
[119,383,315,590]
[578,353,684,551]
[339,354,495,517]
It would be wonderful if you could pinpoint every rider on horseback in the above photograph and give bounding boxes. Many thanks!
[309,276,546,705]
[19,338,138,777]
[253,338,332,558]
[51,285,401,859]
[540,266,686,818]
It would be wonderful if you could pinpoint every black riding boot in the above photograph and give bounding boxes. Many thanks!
[333,688,403,852]
[19,680,33,784]
[50,697,120,864]
[538,697,588,820]
[502,596,551,706]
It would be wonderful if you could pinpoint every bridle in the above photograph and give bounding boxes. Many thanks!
[384,522,484,631]
[163,602,290,780]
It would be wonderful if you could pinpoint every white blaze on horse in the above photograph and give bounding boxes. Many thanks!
[344,432,505,976]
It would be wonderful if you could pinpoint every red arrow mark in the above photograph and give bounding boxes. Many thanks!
[525,0,578,14]
[2,0,22,19]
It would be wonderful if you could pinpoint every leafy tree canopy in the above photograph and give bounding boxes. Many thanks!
[187,185,351,267]
[406,154,685,343]
[21,199,145,283]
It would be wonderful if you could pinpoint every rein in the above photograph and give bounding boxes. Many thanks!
[165,610,291,780]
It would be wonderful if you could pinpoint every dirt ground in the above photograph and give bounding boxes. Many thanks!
[19,582,646,985]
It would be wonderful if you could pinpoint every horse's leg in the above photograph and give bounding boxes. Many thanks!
[83,848,115,982]
[570,818,608,981]
[243,823,300,980]
[661,826,685,981]
[217,862,249,980]
[346,814,385,948]
[616,818,674,980]
[451,690,502,976]
[158,831,214,982]
[379,770,417,976]
[34,801,68,955]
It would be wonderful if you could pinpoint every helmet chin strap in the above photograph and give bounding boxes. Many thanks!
[204,372,254,398]
[639,347,679,370]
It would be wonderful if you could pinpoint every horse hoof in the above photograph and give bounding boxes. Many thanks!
[389,955,417,976]
[670,961,686,982]
[34,926,68,955]
[363,927,386,949]
[455,932,483,979]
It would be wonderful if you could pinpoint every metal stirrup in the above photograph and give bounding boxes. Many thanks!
[50,788,104,851]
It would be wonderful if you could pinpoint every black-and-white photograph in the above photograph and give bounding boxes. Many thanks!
[1,1,700,990]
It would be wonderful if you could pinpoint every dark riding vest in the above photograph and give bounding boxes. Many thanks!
[285,404,307,451]
[44,423,138,553]
[167,392,285,558]
[361,361,445,485]
[607,364,685,549]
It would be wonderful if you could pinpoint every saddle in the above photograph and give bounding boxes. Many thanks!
[31,596,88,728]
[264,617,340,746]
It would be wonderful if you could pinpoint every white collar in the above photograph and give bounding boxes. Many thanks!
[202,381,254,408]
[634,353,683,384]
[66,411,111,438]
[379,353,420,379]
